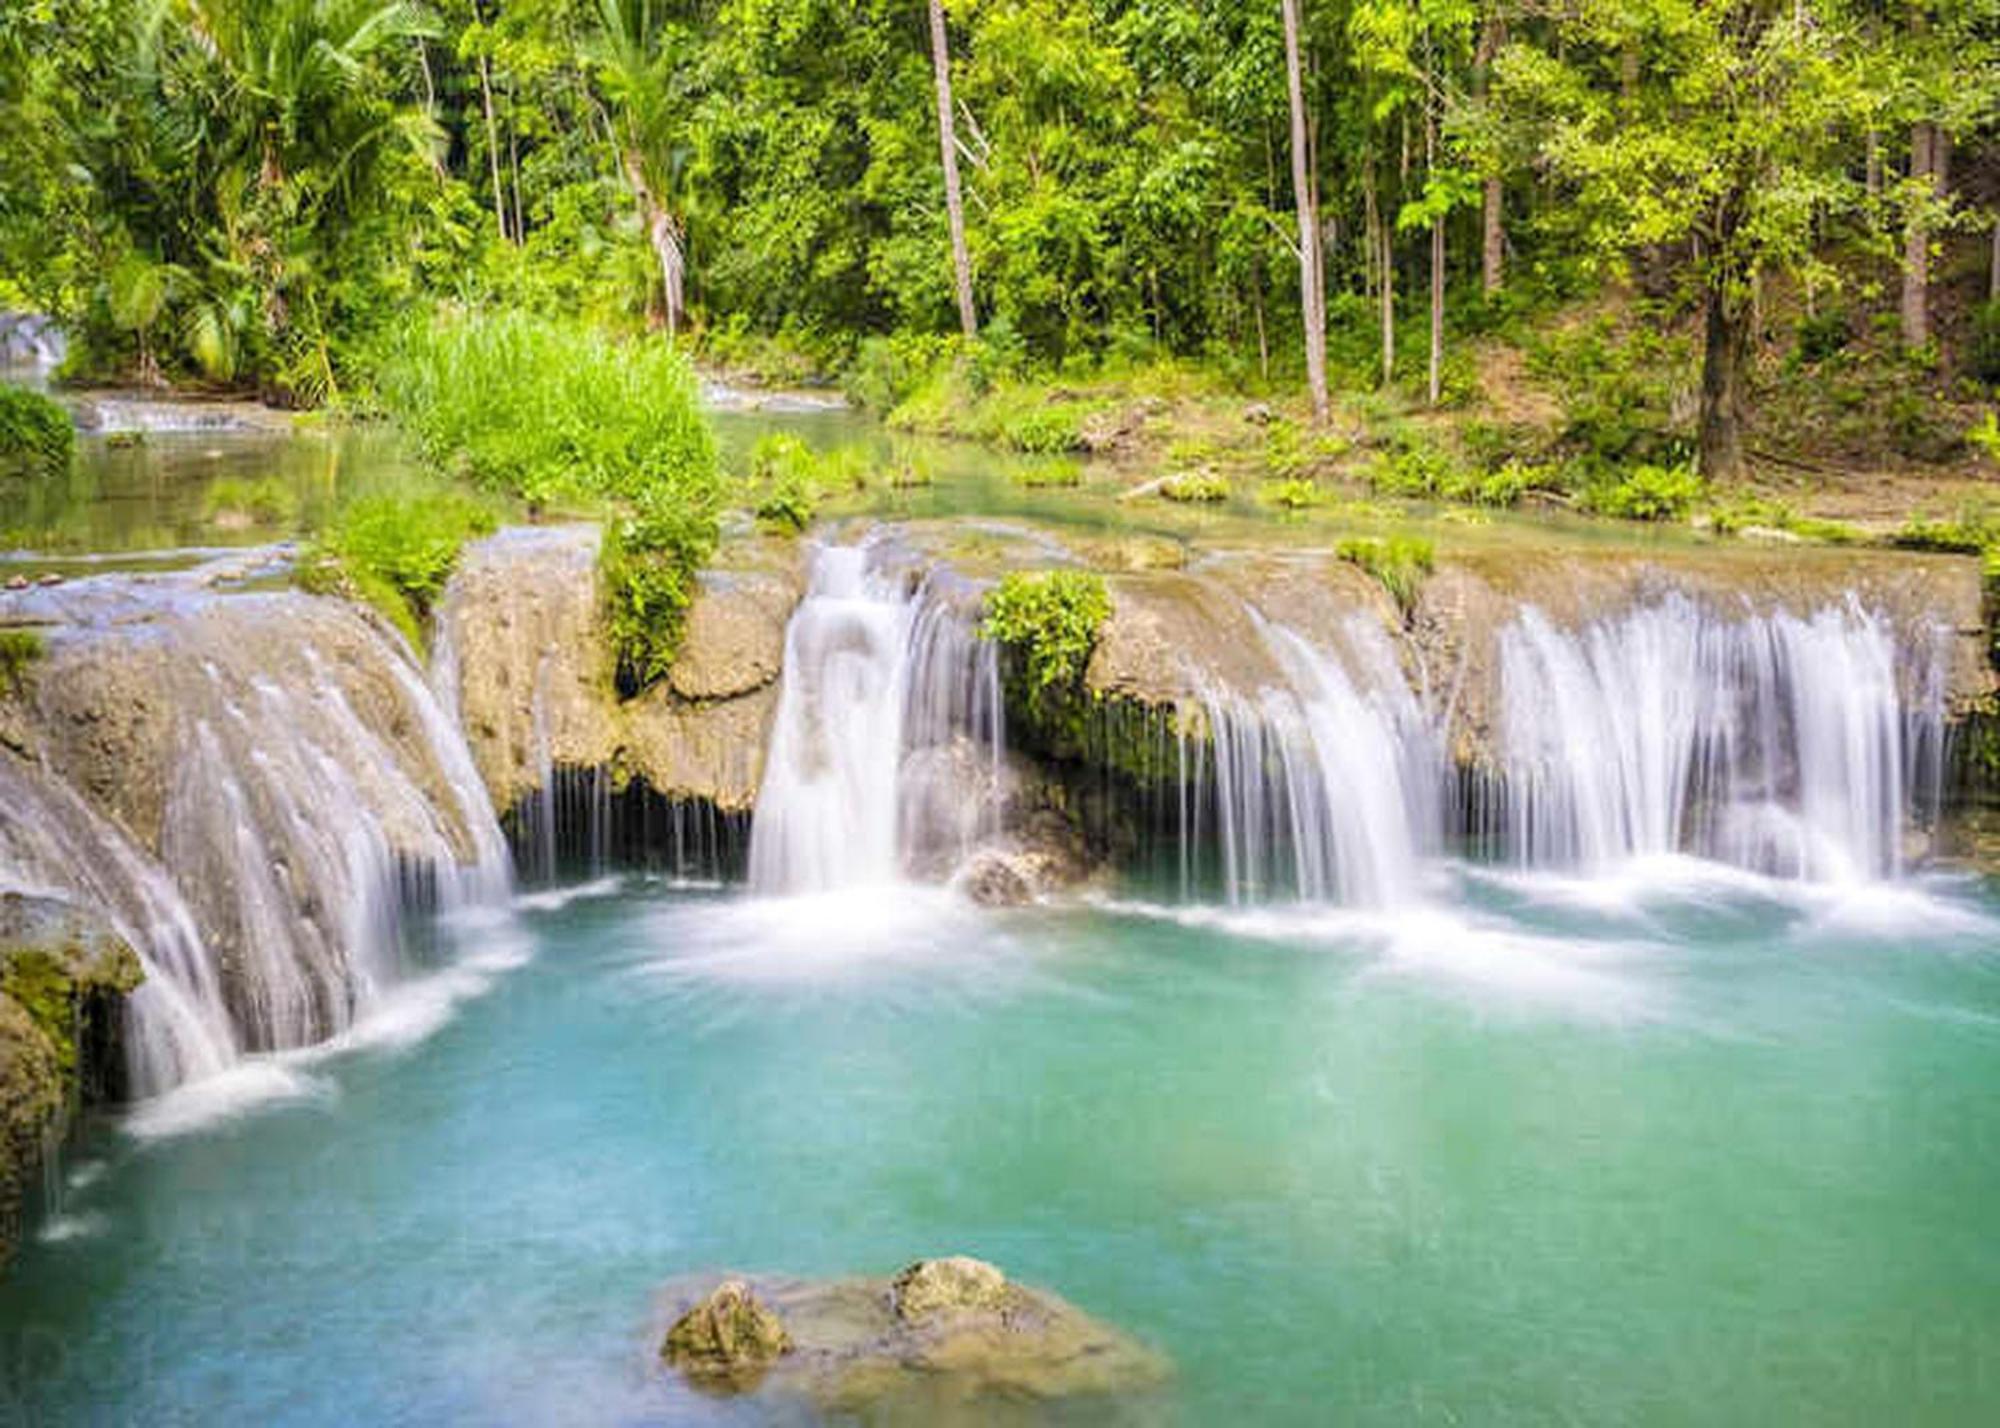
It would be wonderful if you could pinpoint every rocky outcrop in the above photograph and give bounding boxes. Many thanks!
[0,557,509,1080]
[656,1257,1169,1415]
[0,894,142,1271]
[438,526,805,817]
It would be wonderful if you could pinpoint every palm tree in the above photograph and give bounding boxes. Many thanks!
[593,0,692,339]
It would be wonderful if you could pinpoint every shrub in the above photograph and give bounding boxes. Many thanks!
[299,483,498,647]
[1579,462,1704,522]
[1794,308,1852,365]
[981,570,1112,694]
[0,629,45,695]
[1971,300,2000,387]
[602,482,718,693]
[745,435,870,532]
[1014,459,1084,489]
[1894,504,2000,555]
[1161,470,1230,503]
[1337,534,1434,616]
[1967,410,2000,463]
[1259,477,1323,511]
[844,333,953,412]
[0,386,73,479]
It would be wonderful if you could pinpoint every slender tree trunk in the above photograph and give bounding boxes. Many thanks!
[478,52,509,243]
[1281,0,1328,422]
[1379,212,1395,387]
[1990,210,1999,302]
[928,0,978,340]
[1902,122,1935,350]
[1429,216,1444,406]
[1475,15,1504,296]
[1698,276,1750,482]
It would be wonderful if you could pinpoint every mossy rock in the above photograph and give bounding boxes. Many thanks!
[655,1258,1169,1415]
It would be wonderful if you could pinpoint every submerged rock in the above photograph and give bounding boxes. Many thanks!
[0,893,143,1271]
[655,1257,1169,1416]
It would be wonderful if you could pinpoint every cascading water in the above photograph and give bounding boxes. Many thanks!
[0,571,516,1099]
[1492,596,1944,880]
[747,544,1002,894]
[1183,611,1442,906]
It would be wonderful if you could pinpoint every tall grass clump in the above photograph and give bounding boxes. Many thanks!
[373,311,720,688]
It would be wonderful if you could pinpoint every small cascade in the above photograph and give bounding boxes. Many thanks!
[0,759,233,1094]
[0,575,515,1098]
[1492,597,1944,880]
[1182,613,1442,905]
[747,543,1002,894]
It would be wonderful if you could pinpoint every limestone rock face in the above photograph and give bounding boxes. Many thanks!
[0,893,143,1272]
[659,1278,792,1388]
[655,1259,1170,1416]
[438,526,805,815]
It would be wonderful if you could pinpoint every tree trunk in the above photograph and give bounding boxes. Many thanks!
[1902,122,1935,351]
[1379,212,1395,387]
[1280,0,1327,422]
[478,52,509,243]
[1698,277,1750,482]
[1475,15,1504,296]
[928,0,978,340]
[1990,209,1999,302]
[625,152,684,339]
[1429,215,1444,406]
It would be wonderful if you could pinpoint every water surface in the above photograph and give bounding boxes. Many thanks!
[5,866,1998,1424]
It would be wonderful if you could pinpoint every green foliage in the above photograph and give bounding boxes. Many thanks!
[981,570,1112,694]
[1971,303,2000,388]
[744,434,870,533]
[1259,478,1324,511]
[1969,411,2000,464]
[0,386,73,479]
[299,483,499,648]
[1368,434,1543,507]
[1579,463,1705,523]
[374,312,715,510]
[1794,308,1852,366]
[370,310,719,683]
[1336,535,1434,616]
[1707,495,1861,545]
[1160,471,1230,503]
[1894,505,2000,556]
[0,629,46,696]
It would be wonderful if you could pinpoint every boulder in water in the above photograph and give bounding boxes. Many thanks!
[655,1257,1170,1415]
[660,1278,792,1387]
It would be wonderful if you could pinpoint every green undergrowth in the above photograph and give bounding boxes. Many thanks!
[0,386,73,480]
[981,570,1111,694]
[1337,534,1434,617]
[0,630,46,696]
[744,434,870,533]
[297,478,500,648]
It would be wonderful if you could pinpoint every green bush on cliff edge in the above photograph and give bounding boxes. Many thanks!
[981,570,1112,694]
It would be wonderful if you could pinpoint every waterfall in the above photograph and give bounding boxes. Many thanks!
[747,544,1001,894]
[1493,596,1943,880]
[0,579,515,1099]
[1184,612,1441,906]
